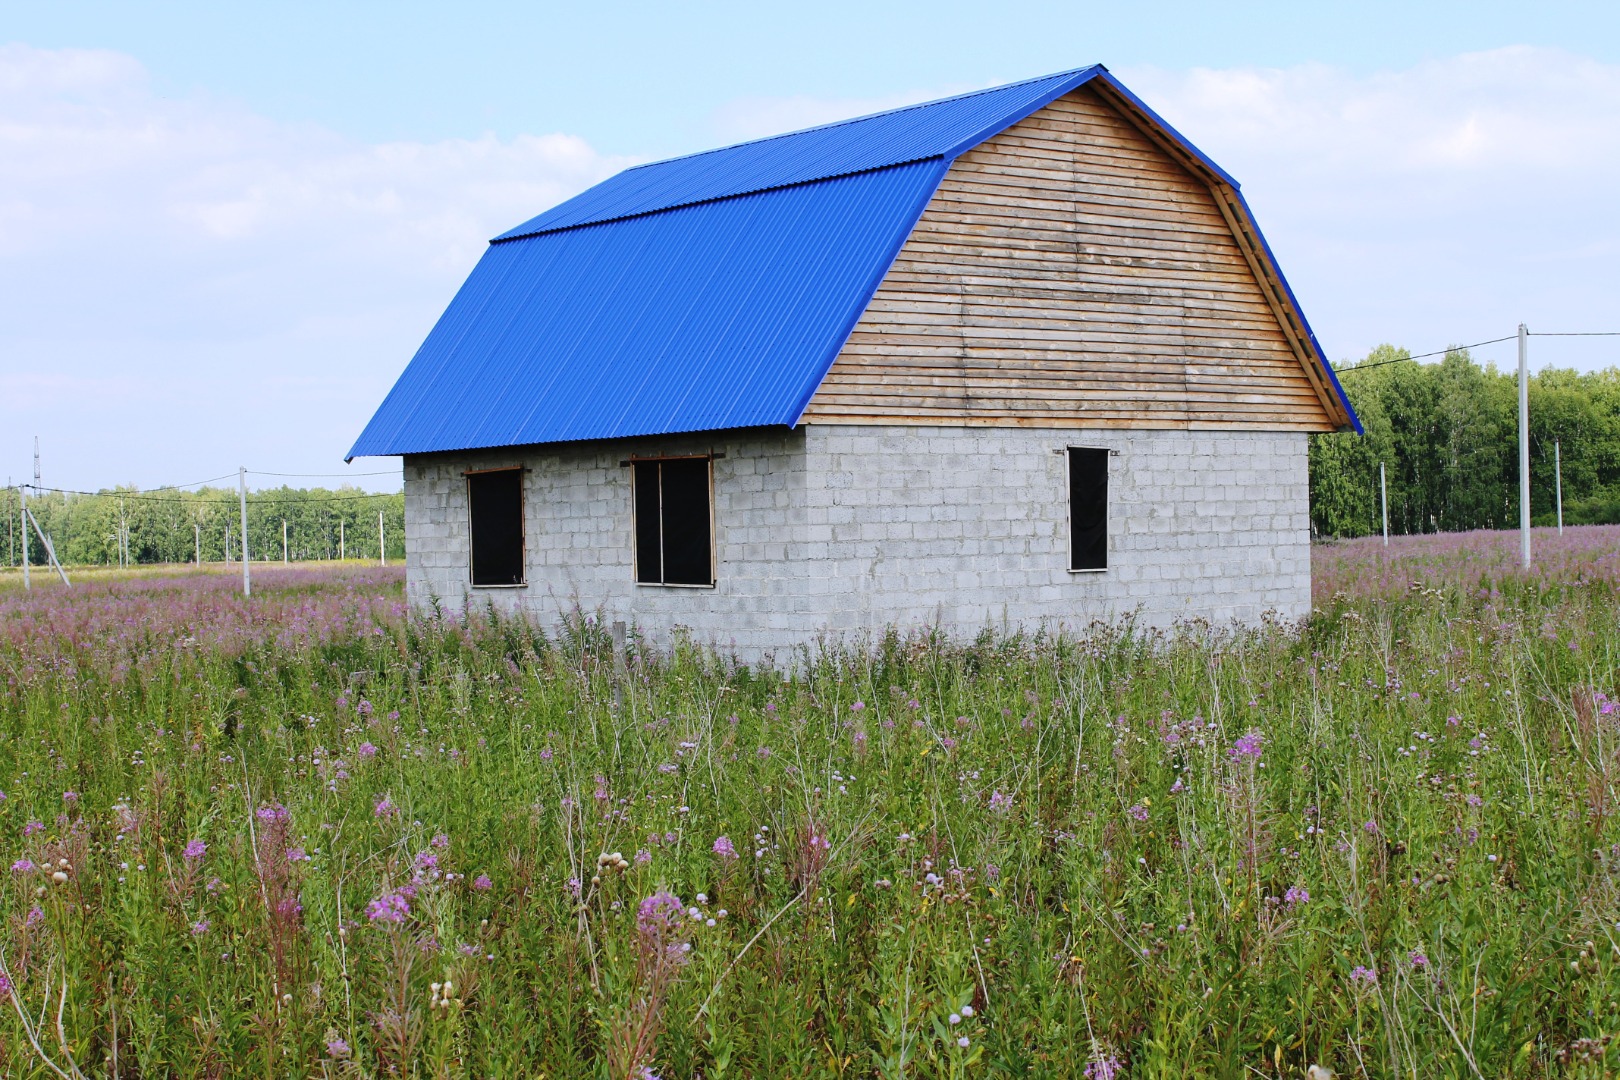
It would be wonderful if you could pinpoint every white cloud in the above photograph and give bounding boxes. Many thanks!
[0,44,631,489]
[1117,48,1620,367]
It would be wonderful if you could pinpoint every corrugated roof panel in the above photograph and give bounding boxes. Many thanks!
[347,159,948,458]
[494,66,1103,241]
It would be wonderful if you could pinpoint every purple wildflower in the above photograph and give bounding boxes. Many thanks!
[539,747,553,762]
[326,1036,351,1059]
[635,849,652,865]
[183,839,207,861]
[1409,950,1429,969]
[1284,886,1309,905]
[713,835,738,860]
[989,790,1013,813]
[1084,1056,1122,1080]
[286,848,310,863]
[1349,965,1378,986]
[373,795,398,820]
[356,742,378,759]
[25,906,44,927]
[0,972,11,997]
[1228,731,1264,761]
[431,833,450,849]
[61,791,79,804]
[255,803,289,824]
[366,888,410,924]
[191,918,210,936]
[472,874,492,891]
[1126,803,1149,823]
[11,859,37,874]
[23,821,43,837]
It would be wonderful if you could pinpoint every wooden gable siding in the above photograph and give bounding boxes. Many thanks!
[801,86,1336,431]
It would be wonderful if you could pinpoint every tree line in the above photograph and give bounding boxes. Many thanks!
[1,485,404,568]
[1310,347,1620,538]
[7,348,1618,567]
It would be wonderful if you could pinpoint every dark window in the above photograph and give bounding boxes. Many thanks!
[467,469,525,585]
[1068,447,1108,571]
[633,457,713,586]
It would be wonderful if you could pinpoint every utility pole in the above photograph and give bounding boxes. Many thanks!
[340,518,345,561]
[19,481,28,590]
[283,519,289,565]
[195,521,201,566]
[119,496,127,569]
[239,467,250,597]
[33,436,40,489]
[1518,323,1531,569]
[379,510,385,567]
[1380,462,1389,547]
[1555,440,1564,535]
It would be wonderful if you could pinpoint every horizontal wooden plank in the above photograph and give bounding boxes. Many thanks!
[801,83,1339,434]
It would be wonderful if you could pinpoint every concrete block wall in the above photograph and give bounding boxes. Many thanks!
[403,424,1310,663]
[404,427,812,661]
[798,425,1310,639]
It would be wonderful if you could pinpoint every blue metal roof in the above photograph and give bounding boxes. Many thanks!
[350,66,1356,459]
[494,67,1106,241]
[348,160,946,457]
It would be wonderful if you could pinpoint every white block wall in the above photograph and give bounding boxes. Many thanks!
[403,425,1310,663]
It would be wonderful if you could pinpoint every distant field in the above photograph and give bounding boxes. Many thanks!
[2,530,1619,1077]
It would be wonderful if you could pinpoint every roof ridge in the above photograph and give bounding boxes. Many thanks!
[615,65,1102,175]
[493,156,947,244]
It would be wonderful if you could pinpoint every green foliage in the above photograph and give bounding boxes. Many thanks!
[1311,347,1620,537]
[0,484,403,567]
[2,557,1620,1076]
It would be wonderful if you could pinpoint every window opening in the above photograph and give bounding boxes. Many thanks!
[467,469,525,586]
[633,457,713,586]
[1068,447,1108,572]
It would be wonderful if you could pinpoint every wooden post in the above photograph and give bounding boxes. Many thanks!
[1555,439,1564,535]
[1518,323,1530,569]
[1379,462,1389,547]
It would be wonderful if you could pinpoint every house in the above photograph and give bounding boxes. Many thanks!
[348,65,1359,660]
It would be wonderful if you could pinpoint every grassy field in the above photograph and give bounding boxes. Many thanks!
[2,529,1620,1077]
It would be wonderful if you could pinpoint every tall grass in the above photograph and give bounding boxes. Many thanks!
[1,536,1619,1077]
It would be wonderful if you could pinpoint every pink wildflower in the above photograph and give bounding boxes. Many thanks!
[1228,731,1264,760]
[713,836,738,860]
[366,888,410,924]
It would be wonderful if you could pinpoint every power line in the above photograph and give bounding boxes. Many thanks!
[1334,330,1618,376]
[250,469,400,478]
[11,484,401,505]
[1334,335,1516,375]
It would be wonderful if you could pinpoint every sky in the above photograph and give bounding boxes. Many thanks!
[2,1,1617,493]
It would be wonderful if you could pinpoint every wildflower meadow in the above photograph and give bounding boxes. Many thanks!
[3,531,1620,1077]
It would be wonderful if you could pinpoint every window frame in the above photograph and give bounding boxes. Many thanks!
[629,454,716,589]
[1065,445,1111,574]
[463,466,528,588]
